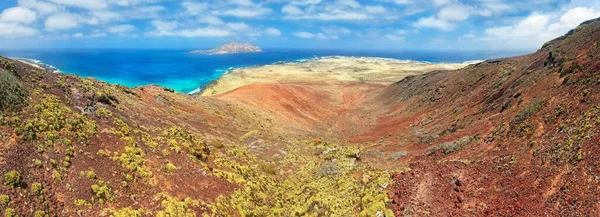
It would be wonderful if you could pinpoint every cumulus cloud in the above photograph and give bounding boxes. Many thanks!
[294,31,315,38]
[108,24,135,33]
[48,0,108,10]
[45,13,80,30]
[182,1,208,14]
[384,29,408,41]
[197,15,224,25]
[282,0,395,21]
[265,27,281,36]
[216,7,272,18]
[226,22,249,31]
[477,6,600,49]
[433,0,451,7]
[293,31,338,39]
[147,20,231,37]
[548,7,600,33]
[282,5,303,15]
[485,13,549,38]
[0,7,37,23]
[414,0,516,31]
[437,4,470,21]
[0,22,38,37]
[413,16,455,31]
[18,0,59,15]
[178,28,231,37]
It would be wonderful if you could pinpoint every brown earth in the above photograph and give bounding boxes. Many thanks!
[1,18,600,216]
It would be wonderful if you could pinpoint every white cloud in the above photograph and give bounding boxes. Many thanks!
[0,7,37,24]
[289,0,322,5]
[91,11,122,23]
[485,13,549,38]
[437,4,470,21]
[148,20,179,35]
[17,0,58,15]
[216,7,272,18]
[108,0,153,7]
[182,1,208,14]
[337,0,361,9]
[365,5,386,14]
[294,31,315,38]
[127,6,166,19]
[321,26,352,35]
[178,28,231,37]
[384,0,411,5]
[477,7,600,49]
[548,7,600,33]
[0,22,37,37]
[226,22,249,31]
[148,20,231,37]
[282,5,303,15]
[384,29,407,41]
[265,27,281,36]
[413,16,455,31]
[198,15,224,25]
[282,0,396,21]
[228,0,255,6]
[48,0,108,10]
[73,32,83,38]
[433,0,451,7]
[293,31,337,39]
[45,13,80,30]
[108,24,135,33]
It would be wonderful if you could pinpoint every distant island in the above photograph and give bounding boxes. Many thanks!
[190,42,263,55]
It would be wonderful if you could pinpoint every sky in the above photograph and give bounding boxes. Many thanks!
[0,0,599,51]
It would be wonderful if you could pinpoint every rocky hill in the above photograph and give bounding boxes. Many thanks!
[190,42,263,55]
[1,18,600,216]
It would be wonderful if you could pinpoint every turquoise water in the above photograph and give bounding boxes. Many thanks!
[0,49,528,93]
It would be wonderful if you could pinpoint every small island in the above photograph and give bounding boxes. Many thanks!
[190,42,263,55]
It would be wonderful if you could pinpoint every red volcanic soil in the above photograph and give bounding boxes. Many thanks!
[214,18,600,215]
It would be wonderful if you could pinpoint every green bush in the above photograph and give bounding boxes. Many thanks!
[91,180,113,204]
[102,207,148,217]
[164,163,177,173]
[34,210,46,217]
[513,100,546,124]
[0,194,9,205]
[4,208,16,217]
[31,182,43,195]
[0,70,28,111]
[155,193,199,217]
[3,170,22,188]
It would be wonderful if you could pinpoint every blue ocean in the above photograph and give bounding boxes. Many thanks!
[0,49,528,94]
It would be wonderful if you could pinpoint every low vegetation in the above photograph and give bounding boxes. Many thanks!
[427,135,481,155]
[0,70,28,111]
[211,140,394,216]
[3,170,22,188]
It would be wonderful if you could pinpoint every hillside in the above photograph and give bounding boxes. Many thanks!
[1,18,600,216]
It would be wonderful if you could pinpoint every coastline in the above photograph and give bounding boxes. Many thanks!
[11,57,60,73]
[8,55,481,96]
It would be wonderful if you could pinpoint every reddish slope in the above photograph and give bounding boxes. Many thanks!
[214,18,600,215]
[381,18,600,215]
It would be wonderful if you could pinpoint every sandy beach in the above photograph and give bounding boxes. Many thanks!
[17,60,44,70]
[199,56,475,96]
